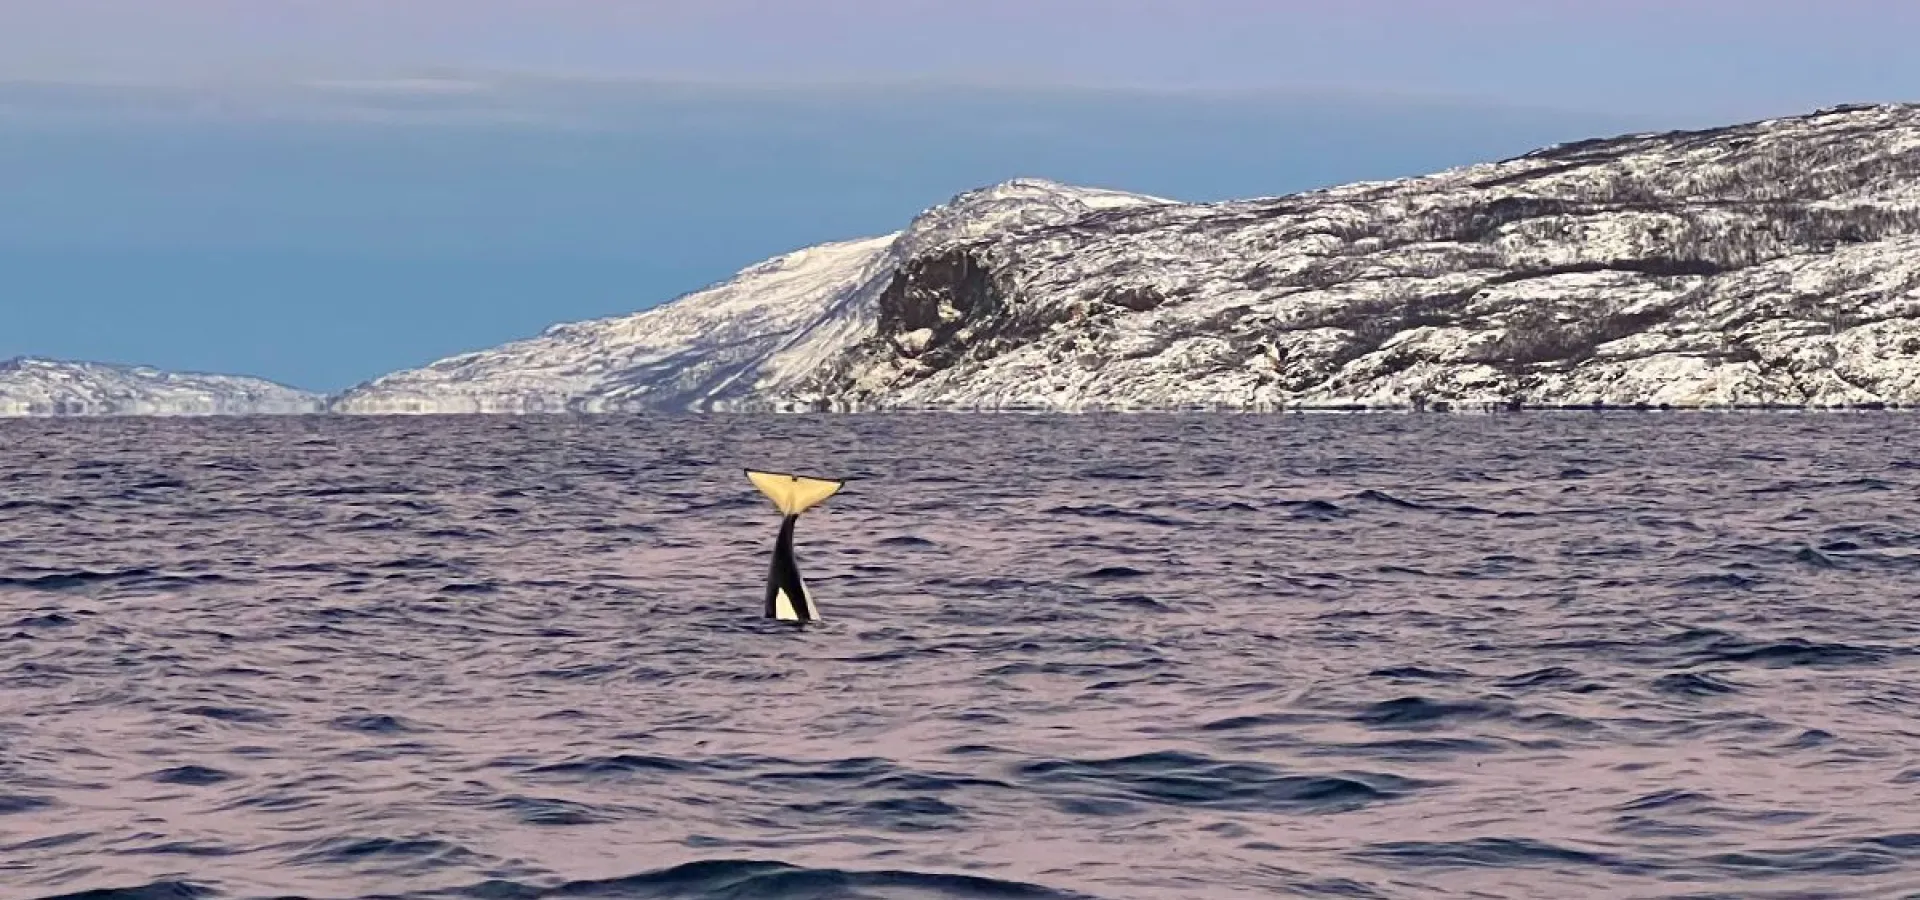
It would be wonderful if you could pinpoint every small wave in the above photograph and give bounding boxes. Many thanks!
[218,791,325,813]
[983,658,1162,679]
[28,880,214,900]
[1283,499,1347,519]
[1795,546,1841,568]
[1171,498,1258,513]
[943,744,1009,757]
[7,831,92,853]
[1682,636,1889,668]
[1351,696,1503,728]
[1088,594,1170,611]
[1651,672,1742,696]
[1015,750,1419,814]
[1614,789,1713,812]
[1042,504,1191,528]
[1367,665,1471,682]
[1199,712,1323,732]
[1782,728,1835,749]
[285,835,478,870]
[113,840,237,858]
[753,756,897,785]
[526,754,697,778]
[0,499,76,512]
[11,612,76,628]
[177,705,283,725]
[833,648,933,664]
[868,771,1013,794]
[437,857,1092,899]
[1610,819,1714,840]
[371,556,452,571]
[0,568,156,591]
[1817,522,1920,550]
[146,765,232,786]
[1348,490,1515,517]
[1352,837,1646,874]
[1674,572,1763,590]
[1475,553,1538,572]
[1494,667,1600,692]
[1078,467,1155,481]
[1312,737,1505,760]
[330,713,423,734]
[1081,566,1148,579]
[1374,564,1443,578]
[781,794,966,832]
[1353,489,1424,509]
[487,795,613,827]
[527,662,626,680]
[304,484,427,498]
[0,793,54,814]
[1692,839,1908,877]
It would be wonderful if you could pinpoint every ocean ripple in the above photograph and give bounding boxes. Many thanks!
[1,413,1917,899]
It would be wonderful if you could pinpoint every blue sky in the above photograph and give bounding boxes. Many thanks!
[7,0,1920,118]
[2,1,1917,390]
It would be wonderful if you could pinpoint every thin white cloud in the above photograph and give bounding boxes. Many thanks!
[302,78,497,95]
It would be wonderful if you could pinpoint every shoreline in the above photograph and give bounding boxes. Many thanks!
[1,401,1916,420]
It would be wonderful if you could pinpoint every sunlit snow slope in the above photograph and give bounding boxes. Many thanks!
[0,358,325,417]
[339,105,1920,413]
[332,180,1165,413]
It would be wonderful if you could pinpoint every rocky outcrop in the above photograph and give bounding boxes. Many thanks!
[0,358,325,417]
[797,104,1920,410]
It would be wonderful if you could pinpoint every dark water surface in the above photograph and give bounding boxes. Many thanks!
[3,414,1918,900]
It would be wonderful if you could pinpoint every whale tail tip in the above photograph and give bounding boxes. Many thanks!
[746,469,844,517]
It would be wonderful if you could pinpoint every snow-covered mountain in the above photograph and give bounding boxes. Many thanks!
[350,103,1920,412]
[0,358,325,417]
[330,180,1169,413]
[803,104,1920,411]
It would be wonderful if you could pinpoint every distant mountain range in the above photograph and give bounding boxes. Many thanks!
[8,103,1920,417]
[0,357,323,417]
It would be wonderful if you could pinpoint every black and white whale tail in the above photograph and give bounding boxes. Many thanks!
[746,470,844,624]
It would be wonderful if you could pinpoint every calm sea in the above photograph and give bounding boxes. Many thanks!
[2,414,1916,900]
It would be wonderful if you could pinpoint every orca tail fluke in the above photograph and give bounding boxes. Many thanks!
[747,470,843,624]
[747,469,844,516]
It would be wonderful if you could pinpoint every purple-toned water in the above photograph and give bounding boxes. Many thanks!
[2,414,1917,900]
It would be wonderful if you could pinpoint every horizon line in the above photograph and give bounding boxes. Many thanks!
[0,66,1761,123]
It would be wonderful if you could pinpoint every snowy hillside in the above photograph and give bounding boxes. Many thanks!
[331,180,1168,413]
[0,358,325,417]
[333,103,1920,413]
[801,104,1920,410]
